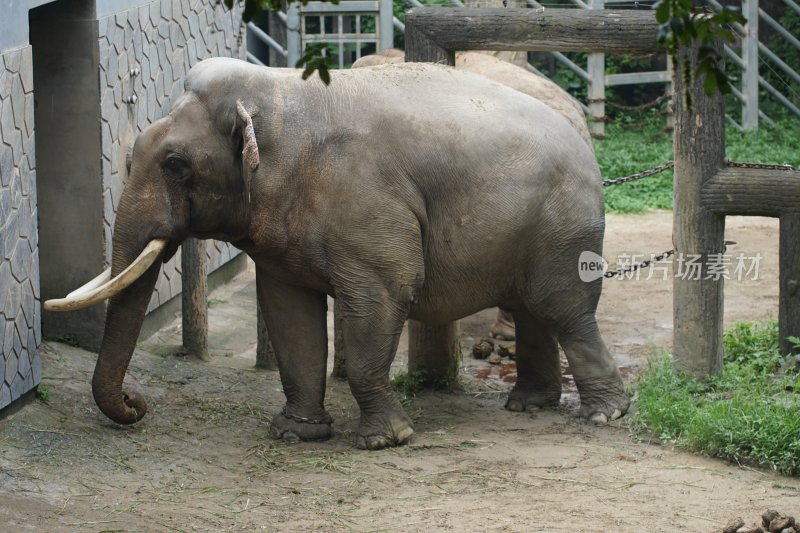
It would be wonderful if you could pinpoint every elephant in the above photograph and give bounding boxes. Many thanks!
[45,57,628,450]
[353,49,593,341]
[352,49,592,150]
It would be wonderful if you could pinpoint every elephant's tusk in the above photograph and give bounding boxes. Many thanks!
[44,239,167,312]
[67,269,111,298]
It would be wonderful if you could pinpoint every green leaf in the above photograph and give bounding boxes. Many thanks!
[655,1,671,24]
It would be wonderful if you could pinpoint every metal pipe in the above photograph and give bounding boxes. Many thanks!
[393,16,405,32]
[760,74,800,119]
[759,41,800,86]
[247,22,288,58]
[784,0,800,17]
[246,51,266,66]
[552,51,590,82]
[760,8,800,53]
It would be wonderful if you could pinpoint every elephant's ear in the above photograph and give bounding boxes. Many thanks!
[235,101,260,201]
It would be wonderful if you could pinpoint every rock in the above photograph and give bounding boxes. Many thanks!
[763,511,781,528]
[497,342,516,359]
[780,527,797,533]
[471,338,495,360]
[770,516,795,533]
[487,353,503,365]
[724,518,745,533]
[737,526,764,533]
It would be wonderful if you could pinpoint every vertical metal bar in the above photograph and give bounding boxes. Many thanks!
[338,14,345,68]
[587,0,605,138]
[286,2,302,67]
[380,0,394,50]
[742,0,759,130]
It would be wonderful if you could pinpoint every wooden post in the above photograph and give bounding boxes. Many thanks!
[331,298,347,379]
[404,19,454,66]
[780,213,800,355]
[256,294,277,370]
[587,0,605,138]
[407,320,460,388]
[672,41,727,378]
[742,0,759,130]
[182,238,209,360]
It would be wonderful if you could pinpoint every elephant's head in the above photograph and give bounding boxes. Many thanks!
[45,84,261,424]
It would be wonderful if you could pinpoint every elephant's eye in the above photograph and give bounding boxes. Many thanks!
[163,155,190,181]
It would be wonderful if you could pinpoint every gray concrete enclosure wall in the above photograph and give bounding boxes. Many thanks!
[1,0,245,411]
[0,45,41,409]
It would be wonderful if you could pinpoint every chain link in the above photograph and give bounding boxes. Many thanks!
[726,160,797,172]
[602,161,675,187]
[595,159,795,276]
[280,406,332,425]
[603,249,675,279]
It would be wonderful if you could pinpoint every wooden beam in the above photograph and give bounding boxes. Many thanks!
[182,238,209,360]
[701,167,800,217]
[404,8,658,54]
[672,41,726,378]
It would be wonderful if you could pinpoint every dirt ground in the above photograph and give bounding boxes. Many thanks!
[2,210,798,532]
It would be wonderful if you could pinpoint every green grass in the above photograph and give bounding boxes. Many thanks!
[390,369,427,406]
[595,117,800,214]
[632,320,800,475]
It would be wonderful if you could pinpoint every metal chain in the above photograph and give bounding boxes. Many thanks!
[602,161,675,187]
[603,249,675,279]
[280,406,332,425]
[595,160,795,277]
[726,160,797,172]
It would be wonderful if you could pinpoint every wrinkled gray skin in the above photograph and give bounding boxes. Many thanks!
[92,57,628,450]
[353,50,593,342]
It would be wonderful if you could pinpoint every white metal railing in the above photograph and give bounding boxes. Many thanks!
[707,0,800,128]
[247,0,394,68]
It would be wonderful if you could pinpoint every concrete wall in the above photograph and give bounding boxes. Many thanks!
[1,0,245,411]
[0,44,41,408]
[96,0,244,315]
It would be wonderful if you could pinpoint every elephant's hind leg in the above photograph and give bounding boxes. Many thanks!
[505,310,562,412]
[556,314,629,422]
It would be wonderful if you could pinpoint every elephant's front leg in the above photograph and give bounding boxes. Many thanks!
[339,291,414,450]
[257,269,332,441]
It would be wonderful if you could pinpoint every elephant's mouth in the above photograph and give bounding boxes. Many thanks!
[44,239,167,312]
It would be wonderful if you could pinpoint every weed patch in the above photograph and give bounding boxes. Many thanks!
[632,320,800,475]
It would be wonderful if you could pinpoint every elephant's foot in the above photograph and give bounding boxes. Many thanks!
[490,309,516,341]
[356,409,414,450]
[576,377,630,424]
[505,383,561,412]
[269,406,333,442]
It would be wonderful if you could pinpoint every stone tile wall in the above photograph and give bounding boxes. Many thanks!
[97,0,245,313]
[0,45,42,408]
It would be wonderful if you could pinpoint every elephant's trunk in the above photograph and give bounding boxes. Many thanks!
[90,186,171,424]
[91,254,161,424]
